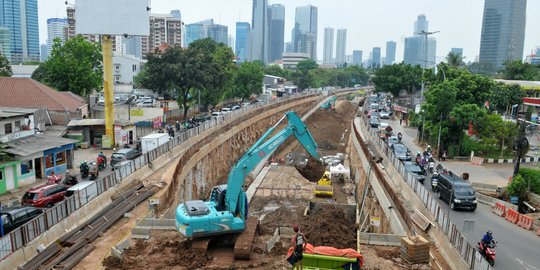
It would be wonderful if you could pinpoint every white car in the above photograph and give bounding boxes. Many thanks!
[378,122,390,131]
[137,100,154,107]
[379,111,390,119]
[221,108,232,114]
[97,96,105,105]
[231,105,241,110]
[241,102,251,107]
[211,112,224,119]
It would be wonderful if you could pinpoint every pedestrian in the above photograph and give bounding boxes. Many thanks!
[290,224,308,270]
[442,150,447,162]
[399,116,403,126]
[397,132,402,143]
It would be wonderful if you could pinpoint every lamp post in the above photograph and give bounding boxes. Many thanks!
[417,30,440,144]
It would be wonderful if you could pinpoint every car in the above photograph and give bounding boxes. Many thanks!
[379,111,390,119]
[110,148,142,167]
[404,162,426,183]
[369,116,380,128]
[221,107,232,114]
[392,143,411,161]
[378,105,386,111]
[137,100,154,107]
[387,135,399,148]
[434,173,477,211]
[241,102,251,107]
[231,105,241,110]
[211,111,224,119]
[378,122,390,131]
[193,114,211,123]
[371,111,380,119]
[1,206,45,236]
[369,103,379,110]
[97,96,105,105]
[21,184,69,208]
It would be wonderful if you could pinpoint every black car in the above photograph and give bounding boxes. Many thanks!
[369,116,380,128]
[392,143,411,161]
[435,173,477,211]
[110,148,142,167]
[1,206,44,236]
[404,162,426,183]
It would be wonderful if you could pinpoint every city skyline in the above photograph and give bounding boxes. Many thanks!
[36,0,540,63]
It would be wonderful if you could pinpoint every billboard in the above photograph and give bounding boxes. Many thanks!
[75,0,150,36]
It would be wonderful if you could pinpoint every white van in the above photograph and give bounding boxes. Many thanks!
[211,112,224,119]
[65,181,98,207]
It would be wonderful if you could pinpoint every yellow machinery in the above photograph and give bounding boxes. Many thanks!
[314,171,334,197]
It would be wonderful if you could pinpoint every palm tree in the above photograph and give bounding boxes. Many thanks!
[446,52,465,67]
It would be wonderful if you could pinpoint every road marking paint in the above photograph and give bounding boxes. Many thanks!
[515,258,539,270]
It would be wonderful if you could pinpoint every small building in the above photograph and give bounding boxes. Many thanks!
[0,78,88,125]
[0,108,76,194]
[64,119,136,148]
[495,79,540,121]
[10,65,39,78]
[113,55,146,85]
[282,53,310,69]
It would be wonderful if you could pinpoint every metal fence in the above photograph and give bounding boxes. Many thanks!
[354,114,493,270]
[0,90,326,262]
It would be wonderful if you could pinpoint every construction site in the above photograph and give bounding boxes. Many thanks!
[11,93,439,270]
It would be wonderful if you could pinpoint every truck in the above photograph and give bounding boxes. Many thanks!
[140,133,170,154]
[175,111,323,256]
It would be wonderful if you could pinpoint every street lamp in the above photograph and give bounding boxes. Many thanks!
[417,30,440,144]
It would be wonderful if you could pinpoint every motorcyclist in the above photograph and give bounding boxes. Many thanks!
[480,231,494,255]
[175,121,181,131]
[64,170,77,185]
[97,153,106,169]
[80,161,89,178]
[397,132,403,142]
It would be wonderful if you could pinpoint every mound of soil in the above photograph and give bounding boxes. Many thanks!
[335,100,356,116]
[295,157,325,182]
[300,204,357,249]
[102,256,123,269]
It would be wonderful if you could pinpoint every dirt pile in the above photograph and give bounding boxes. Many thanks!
[102,256,123,269]
[295,157,326,182]
[300,204,357,249]
[335,100,356,115]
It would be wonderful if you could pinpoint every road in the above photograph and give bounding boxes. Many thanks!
[380,117,540,270]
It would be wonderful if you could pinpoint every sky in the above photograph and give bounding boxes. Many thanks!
[38,0,540,63]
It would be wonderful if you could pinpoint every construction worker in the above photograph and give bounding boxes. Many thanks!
[290,224,308,270]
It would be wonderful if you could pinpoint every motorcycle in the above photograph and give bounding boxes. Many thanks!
[63,174,78,186]
[47,174,62,184]
[478,240,496,266]
[430,173,438,191]
[80,163,90,179]
[97,155,107,170]
[88,161,99,180]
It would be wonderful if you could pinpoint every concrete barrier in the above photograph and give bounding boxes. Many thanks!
[135,218,176,230]
[471,182,498,192]
[359,233,403,246]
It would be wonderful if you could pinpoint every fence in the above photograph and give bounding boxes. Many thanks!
[0,89,329,262]
[353,113,493,270]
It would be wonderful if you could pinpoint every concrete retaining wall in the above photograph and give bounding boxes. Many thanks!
[359,233,402,246]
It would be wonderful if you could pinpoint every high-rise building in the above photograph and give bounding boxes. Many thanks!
[185,23,205,46]
[352,50,362,66]
[335,29,347,66]
[39,43,47,61]
[0,26,10,60]
[141,13,183,55]
[170,10,181,19]
[293,5,318,60]
[450,48,463,56]
[385,41,396,65]
[228,34,235,50]
[207,23,228,45]
[404,14,436,67]
[267,4,285,63]
[479,0,526,68]
[0,0,39,63]
[46,18,68,56]
[323,27,334,64]
[251,0,269,62]
[235,22,251,63]
[284,42,294,53]
[371,47,381,69]
[123,36,143,59]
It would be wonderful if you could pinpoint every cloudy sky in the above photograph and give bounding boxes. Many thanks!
[39,0,540,63]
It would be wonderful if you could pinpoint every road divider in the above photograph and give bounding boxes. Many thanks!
[492,202,506,217]
[517,215,534,230]
[505,208,520,224]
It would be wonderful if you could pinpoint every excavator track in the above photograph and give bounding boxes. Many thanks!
[234,217,259,260]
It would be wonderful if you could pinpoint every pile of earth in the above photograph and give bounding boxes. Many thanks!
[295,157,326,182]
[299,204,357,249]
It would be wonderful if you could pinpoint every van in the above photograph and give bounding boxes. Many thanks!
[110,148,141,167]
[435,173,477,211]
[65,181,98,207]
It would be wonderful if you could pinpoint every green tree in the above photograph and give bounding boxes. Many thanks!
[446,51,465,67]
[32,36,102,97]
[372,63,422,96]
[467,62,496,77]
[502,60,540,81]
[0,142,11,162]
[507,175,528,197]
[0,54,12,77]
[295,59,318,90]
[227,61,264,101]
[264,64,291,80]
[490,83,524,113]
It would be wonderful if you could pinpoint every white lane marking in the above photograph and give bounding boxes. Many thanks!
[515,258,539,270]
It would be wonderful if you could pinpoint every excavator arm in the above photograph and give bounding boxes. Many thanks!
[225,111,321,218]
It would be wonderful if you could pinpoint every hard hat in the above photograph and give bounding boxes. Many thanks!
[292,224,299,232]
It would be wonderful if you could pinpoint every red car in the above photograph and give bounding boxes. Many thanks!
[21,184,69,208]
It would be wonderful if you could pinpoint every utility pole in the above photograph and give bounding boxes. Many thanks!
[417,30,439,144]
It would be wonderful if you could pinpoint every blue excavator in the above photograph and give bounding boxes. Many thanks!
[175,111,322,251]
[321,96,337,109]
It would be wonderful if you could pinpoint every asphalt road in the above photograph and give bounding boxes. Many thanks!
[379,117,540,270]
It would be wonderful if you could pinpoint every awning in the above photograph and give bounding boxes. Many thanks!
[330,164,350,175]
[523,97,540,106]
[5,134,77,156]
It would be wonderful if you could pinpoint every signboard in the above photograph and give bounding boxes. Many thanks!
[130,108,144,117]
[370,217,381,227]
[102,135,112,149]
[75,0,150,36]
[152,117,162,129]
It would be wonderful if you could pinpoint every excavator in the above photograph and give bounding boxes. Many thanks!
[320,96,337,110]
[175,111,323,258]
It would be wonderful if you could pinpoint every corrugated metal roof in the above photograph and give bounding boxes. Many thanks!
[5,134,77,156]
[0,107,38,118]
[67,119,133,127]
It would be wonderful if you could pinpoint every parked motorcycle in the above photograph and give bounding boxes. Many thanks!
[478,240,496,266]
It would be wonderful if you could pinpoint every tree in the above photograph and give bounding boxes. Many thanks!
[0,142,10,162]
[372,63,422,96]
[295,59,318,90]
[490,83,524,113]
[446,51,465,67]
[227,61,264,100]
[502,60,540,81]
[32,36,102,97]
[467,62,496,77]
[0,54,12,77]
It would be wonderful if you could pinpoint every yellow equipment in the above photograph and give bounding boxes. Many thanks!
[314,171,334,197]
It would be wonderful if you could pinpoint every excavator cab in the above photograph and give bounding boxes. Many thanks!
[210,184,228,211]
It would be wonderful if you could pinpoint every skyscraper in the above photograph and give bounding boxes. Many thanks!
[235,22,251,63]
[323,27,334,64]
[352,50,362,66]
[385,41,396,65]
[335,29,347,66]
[123,36,143,59]
[267,4,285,63]
[479,0,526,68]
[371,47,381,69]
[228,34,234,50]
[0,0,39,63]
[39,43,47,62]
[0,26,10,60]
[403,14,436,67]
[207,24,228,45]
[47,18,68,56]
[293,5,318,60]
[251,0,269,62]
[185,23,205,46]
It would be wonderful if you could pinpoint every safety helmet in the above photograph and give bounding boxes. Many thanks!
[487,231,492,237]
[292,224,299,233]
